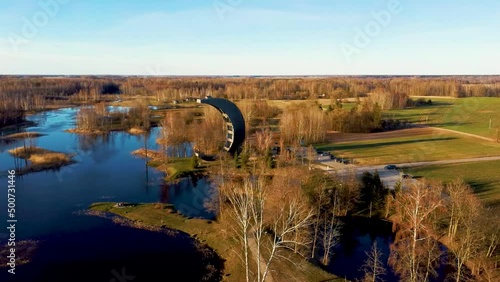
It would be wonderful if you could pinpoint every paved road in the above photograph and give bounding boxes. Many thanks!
[315,156,500,189]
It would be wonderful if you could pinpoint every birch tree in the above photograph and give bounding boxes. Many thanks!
[361,241,386,282]
[389,181,444,282]
[225,178,252,282]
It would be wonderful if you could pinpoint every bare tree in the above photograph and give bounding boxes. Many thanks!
[446,179,472,243]
[255,126,274,156]
[389,181,444,282]
[447,182,482,282]
[223,171,314,282]
[306,145,316,170]
[319,189,342,266]
[225,177,253,282]
[310,179,328,259]
[260,195,313,282]
[158,115,172,163]
[360,241,387,282]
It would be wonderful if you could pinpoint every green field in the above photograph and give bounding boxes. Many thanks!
[317,131,500,165]
[384,97,500,139]
[406,160,500,207]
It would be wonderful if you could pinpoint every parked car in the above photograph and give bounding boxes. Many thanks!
[384,164,397,170]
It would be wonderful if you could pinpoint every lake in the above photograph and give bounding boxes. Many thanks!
[0,108,220,282]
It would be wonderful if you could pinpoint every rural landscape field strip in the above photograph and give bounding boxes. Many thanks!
[385,97,500,139]
[407,160,500,207]
[319,130,500,165]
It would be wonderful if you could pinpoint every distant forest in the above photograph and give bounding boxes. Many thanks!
[1,76,499,127]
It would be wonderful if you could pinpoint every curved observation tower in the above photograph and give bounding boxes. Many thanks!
[196,97,246,155]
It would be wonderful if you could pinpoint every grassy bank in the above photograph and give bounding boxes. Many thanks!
[8,146,75,175]
[0,240,39,268]
[317,129,500,165]
[132,149,204,181]
[89,202,340,282]
[1,132,46,139]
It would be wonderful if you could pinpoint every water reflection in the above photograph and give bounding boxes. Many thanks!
[0,107,218,282]
[325,217,451,282]
[160,176,216,219]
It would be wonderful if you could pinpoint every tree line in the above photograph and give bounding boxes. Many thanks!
[1,75,498,128]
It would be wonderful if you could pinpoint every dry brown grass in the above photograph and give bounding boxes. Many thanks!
[1,132,45,139]
[8,146,49,159]
[128,127,147,135]
[29,153,71,165]
[8,146,75,175]
[65,128,106,135]
[131,148,164,159]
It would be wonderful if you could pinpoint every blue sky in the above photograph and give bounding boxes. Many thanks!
[0,0,499,75]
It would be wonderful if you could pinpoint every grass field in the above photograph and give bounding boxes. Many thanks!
[317,129,500,165]
[385,97,500,139]
[89,202,339,282]
[406,160,500,207]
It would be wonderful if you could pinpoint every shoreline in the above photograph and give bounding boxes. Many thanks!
[87,203,224,281]
[132,148,206,181]
[88,202,337,282]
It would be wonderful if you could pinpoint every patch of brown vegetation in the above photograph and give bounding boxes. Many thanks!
[29,152,72,165]
[131,148,164,159]
[65,128,106,135]
[8,146,75,175]
[8,146,49,159]
[1,132,46,139]
[128,127,147,135]
[0,240,39,268]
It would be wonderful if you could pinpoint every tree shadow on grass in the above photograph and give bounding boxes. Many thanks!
[383,112,443,119]
[321,137,458,151]
[427,122,473,127]
[467,180,499,206]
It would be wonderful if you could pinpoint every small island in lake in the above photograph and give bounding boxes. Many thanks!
[9,146,75,175]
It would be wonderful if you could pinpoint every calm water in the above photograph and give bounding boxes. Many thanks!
[325,217,451,282]
[0,108,220,282]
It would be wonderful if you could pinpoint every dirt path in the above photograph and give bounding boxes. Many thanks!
[326,126,498,144]
[423,125,497,142]
[248,233,275,282]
